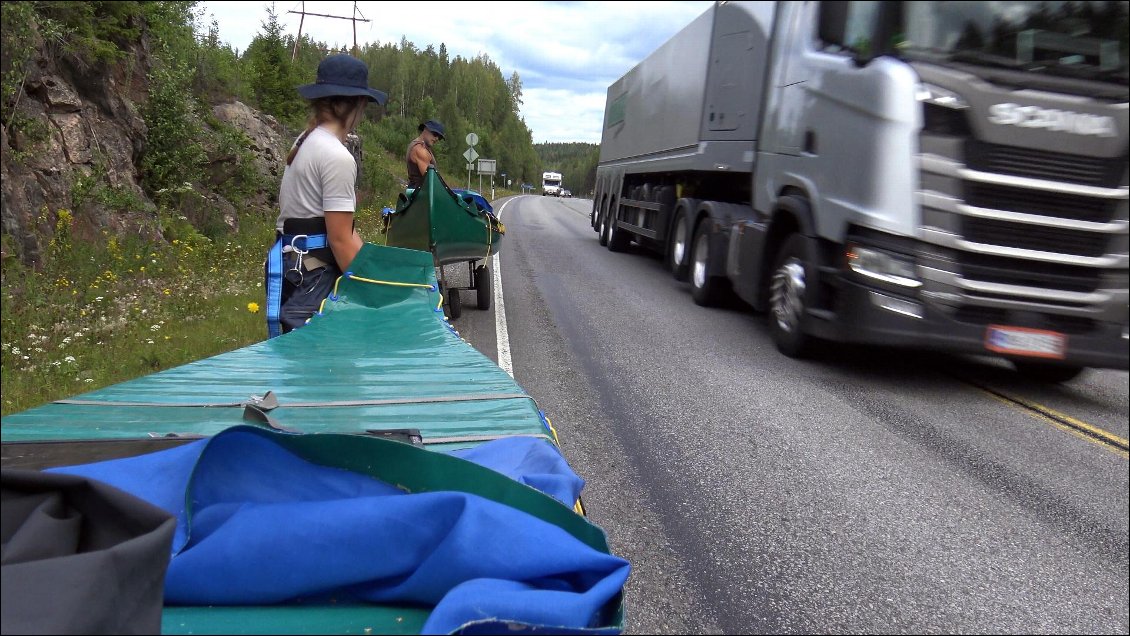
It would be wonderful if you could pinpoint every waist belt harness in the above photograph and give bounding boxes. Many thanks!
[266,233,329,338]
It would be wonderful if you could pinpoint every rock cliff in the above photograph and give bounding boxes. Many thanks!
[1,40,287,267]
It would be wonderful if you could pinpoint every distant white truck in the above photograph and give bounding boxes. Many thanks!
[542,171,563,196]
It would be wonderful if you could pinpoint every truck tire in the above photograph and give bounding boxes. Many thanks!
[1012,361,1085,384]
[475,264,491,310]
[607,198,630,252]
[689,220,728,306]
[668,206,691,281]
[768,234,816,358]
[598,207,610,246]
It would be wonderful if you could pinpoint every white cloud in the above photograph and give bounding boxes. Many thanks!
[197,1,713,143]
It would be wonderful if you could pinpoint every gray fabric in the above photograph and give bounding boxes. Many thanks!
[1,469,175,635]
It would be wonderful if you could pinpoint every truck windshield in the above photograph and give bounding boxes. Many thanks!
[896,1,1128,86]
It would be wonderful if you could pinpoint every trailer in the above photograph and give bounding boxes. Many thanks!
[386,167,503,320]
[592,0,1129,382]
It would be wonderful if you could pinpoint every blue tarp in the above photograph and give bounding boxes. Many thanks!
[49,427,629,634]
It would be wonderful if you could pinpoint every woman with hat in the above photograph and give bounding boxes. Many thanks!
[265,54,388,338]
[406,119,445,188]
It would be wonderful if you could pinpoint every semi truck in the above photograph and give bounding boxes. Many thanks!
[592,0,1129,382]
[543,171,564,196]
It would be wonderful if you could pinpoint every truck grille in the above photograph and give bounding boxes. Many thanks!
[961,216,1111,258]
[918,131,1127,324]
[967,141,1124,187]
[959,252,1103,293]
[965,182,1115,223]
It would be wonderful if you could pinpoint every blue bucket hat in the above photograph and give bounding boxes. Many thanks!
[297,54,388,105]
[418,119,445,140]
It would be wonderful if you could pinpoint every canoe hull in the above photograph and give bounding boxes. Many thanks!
[386,168,503,265]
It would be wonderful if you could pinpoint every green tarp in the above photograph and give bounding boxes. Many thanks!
[2,243,543,447]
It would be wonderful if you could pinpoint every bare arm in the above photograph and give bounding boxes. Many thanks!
[325,211,362,271]
[411,143,433,178]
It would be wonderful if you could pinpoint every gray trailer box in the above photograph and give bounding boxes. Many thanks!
[598,2,777,174]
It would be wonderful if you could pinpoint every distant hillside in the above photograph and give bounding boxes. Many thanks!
[535,142,599,197]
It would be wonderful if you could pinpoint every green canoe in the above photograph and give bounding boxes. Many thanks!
[386,167,504,266]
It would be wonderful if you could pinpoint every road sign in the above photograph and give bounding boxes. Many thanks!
[465,132,479,146]
[477,159,496,175]
[463,147,479,164]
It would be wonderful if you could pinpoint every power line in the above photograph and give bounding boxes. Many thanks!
[288,1,371,60]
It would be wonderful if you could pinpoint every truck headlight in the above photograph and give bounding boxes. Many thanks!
[847,244,921,288]
[915,83,968,109]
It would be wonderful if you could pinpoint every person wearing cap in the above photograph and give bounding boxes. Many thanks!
[406,119,445,188]
[265,54,388,338]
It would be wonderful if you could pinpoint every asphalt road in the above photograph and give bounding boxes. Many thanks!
[444,194,1130,634]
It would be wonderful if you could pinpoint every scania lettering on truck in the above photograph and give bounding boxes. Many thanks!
[592,1,1129,382]
[542,171,563,196]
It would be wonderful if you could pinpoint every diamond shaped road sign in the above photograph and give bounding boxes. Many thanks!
[463,147,479,164]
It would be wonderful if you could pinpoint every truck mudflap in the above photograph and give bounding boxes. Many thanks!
[814,276,1130,370]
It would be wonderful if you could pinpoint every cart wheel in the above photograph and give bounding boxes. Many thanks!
[475,265,492,310]
[444,284,463,320]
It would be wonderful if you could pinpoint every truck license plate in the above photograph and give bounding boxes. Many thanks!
[984,325,1066,359]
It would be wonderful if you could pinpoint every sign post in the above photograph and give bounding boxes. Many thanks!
[464,132,479,189]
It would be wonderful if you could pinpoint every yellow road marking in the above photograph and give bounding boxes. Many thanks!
[975,384,1129,458]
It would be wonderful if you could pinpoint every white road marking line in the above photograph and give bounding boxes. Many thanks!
[493,198,518,377]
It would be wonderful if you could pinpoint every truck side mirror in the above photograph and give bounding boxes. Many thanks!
[819,1,881,68]
[817,1,850,48]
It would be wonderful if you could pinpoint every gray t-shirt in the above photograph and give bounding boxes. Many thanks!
[276,126,357,233]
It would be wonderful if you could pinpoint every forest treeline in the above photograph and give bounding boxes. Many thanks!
[200,2,546,187]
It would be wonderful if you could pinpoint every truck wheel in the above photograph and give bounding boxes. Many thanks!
[689,221,727,306]
[607,199,630,252]
[444,285,462,320]
[598,210,610,246]
[768,234,815,358]
[475,264,492,310]
[668,208,690,281]
[1012,361,1085,384]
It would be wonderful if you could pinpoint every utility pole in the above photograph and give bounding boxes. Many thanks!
[289,1,371,60]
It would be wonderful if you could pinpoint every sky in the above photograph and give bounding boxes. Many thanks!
[197,1,714,144]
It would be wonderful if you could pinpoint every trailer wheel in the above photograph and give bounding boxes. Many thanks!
[689,220,728,306]
[1012,361,1084,384]
[444,284,462,320]
[474,264,492,310]
[668,207,690,281]
[768,234,815,357]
